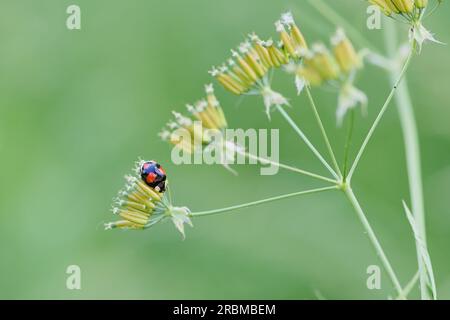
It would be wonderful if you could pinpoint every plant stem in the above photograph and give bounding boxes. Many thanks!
[384,18,432,300]
[275,105,339,180]
[304,0,433,299]
[189,185,338,217]
[237,149,338,184]
[347,43,415,181]
[343,186,404,297]
[305,86,342,178]
[396,271,420,300]
[343,109,355,180]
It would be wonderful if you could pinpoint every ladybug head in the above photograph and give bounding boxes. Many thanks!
[140,160,167,192]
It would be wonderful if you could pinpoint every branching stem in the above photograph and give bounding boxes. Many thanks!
[305,86,342,178]
[343,185,404,297]
[275,105,339,180]
[190,186,338,217]
[347,43,415,181]
[237,148,338,184]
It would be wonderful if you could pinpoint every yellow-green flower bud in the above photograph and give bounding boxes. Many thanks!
[331,29,362,74]
[249,34,273,69]
[296,66,323,86]
[280,12,308,51]
[275,20,297,58]
[415,0,428,8]
[307,44,341,81]
[369,0,398,15]
[393,0,414,13]
[231,50,258,83]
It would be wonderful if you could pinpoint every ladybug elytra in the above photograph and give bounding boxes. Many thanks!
[140,160,167,192]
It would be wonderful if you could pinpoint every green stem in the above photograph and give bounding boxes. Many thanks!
[237,149,338,184]
[343,186,404,297]
[304,0,433,299]
[305,86,342,178]
[347,43,415,181]
[343,109,355,181]
[384,18,432,300]
[396,271,420,300]
[275,105,339,180]
[190,186,338,217]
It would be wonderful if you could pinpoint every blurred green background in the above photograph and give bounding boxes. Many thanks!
[0,0,449,299]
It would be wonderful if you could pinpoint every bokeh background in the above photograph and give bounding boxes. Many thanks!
[0,0,449,299]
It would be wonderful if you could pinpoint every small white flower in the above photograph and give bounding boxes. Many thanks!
[280,11,294,26]
[409,22,444,53]
[208,66,219,77]
[195,99,208,112]
[295,75,307,95]
[167,121,178,130]
[219,64,228,73]
[205,83,214,94]
[274,20,285,33]
[158,130,171,141]
[186,104,196,114]
[172,111,192,127]
[248,32,259,41]
[261,86,289,120]
[239,41,251,54]
[336,84,368,126]
[169,206,193,239]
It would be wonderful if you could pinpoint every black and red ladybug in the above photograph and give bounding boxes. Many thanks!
[140,160,167,192]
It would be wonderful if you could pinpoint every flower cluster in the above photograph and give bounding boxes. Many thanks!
[105,161,192,237]
[369,0,443,50]
[293,29,362,86]
[209,12,367,124]
[209,12,308,117]
[288,28,367,125]
[158,84,228,152]
[370,0,428,16]
[158,84,241,173]
[209,13,307,95]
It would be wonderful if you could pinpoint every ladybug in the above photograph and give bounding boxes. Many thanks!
[140,160,167,192]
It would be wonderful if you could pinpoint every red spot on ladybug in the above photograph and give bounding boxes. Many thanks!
[146,172,157,184]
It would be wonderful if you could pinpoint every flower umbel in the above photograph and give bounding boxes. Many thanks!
[159,84,242,174]
[368,0,444,51]
[105,160,192,238]
[286,28,367,124]
[158,84,227,154]
[210,11,308,118]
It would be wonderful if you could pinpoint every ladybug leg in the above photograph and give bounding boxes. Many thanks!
[156,181,166,192]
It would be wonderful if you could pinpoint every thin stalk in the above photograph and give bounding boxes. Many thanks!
[237,149,338,184]
[384,18,432,300]
[396,271,420,300]
[275,105,339,180]
[347,43,415,181]
[343,109,355,180]
[190,186,338,217]
[344,186,404,297]
[305,86,342,178]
